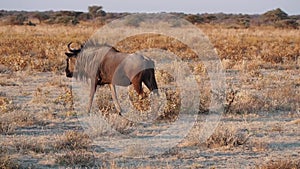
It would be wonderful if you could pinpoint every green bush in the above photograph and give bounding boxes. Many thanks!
[262,8,288,23]
[8,14,27,25]
[274,19,299,29]
[185,14,203,24]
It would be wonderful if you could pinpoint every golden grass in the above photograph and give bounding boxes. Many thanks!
[54,131,91,150]
[201,26,300,64]
[257,159,300,169]
[0,25,94,72]
[0,96,12,114]
[205,123,251,149]
[0,111,37,134]
[0,148,18,169]
[56,150,96,168]
[1,24,299,72]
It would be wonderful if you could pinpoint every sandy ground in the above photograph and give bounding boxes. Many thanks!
[0,69,299,168]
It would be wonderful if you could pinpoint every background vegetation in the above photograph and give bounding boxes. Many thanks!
[0,7,299,28]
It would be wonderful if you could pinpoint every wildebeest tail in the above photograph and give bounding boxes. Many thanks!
[142,68,158,94]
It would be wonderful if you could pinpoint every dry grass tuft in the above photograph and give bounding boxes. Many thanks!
[56,150,96,168]
[0,156,18,169]
[0,96,14,114]
[0,147,19,169]
[250,140,269,152]
[95,88,115,112]
[53,85,74,108]
[54,131,91,150]
[0,111,37,134]
[206,124,251,149]
[257,159,300,169]
[12,138,51,154]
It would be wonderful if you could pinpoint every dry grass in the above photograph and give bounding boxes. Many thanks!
[205,123,251,149]
[0,111,37,134]
[1,25,299,72]
[201,26,300,64]
[0,147,19,169]
[12,138,52,154]
[53,84,73,108]
[0,25,94,72]
[0,22,299,168]
[0,96,13,114]
[54,131,91,150]
[257,159,300,169]
[250,140,269,152]
[56,150,96,167]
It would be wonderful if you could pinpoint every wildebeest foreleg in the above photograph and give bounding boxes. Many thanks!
[109,84,122,115]
[88,79,97,113]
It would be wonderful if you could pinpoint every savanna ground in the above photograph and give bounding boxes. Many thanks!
[0,22,300,168]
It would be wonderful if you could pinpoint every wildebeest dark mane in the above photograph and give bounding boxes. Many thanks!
[74,41,119,81]
[83,40,119,52]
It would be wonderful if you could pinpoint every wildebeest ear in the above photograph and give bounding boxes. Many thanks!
[65,52,74,57]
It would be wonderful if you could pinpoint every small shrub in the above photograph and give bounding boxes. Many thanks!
[8,14,27,25]
[56,16,77,25]
[53,86,73,108]
[56,150,95,168]
[185,14,203,24]
[55,131,91,150]
[257,159,300,169]
[0,155,18,169]
[88,5,106,18]
[0,147,19,169]
[206,124,251,148]
[274,19,299,29]
[250,141,269,152]
[33,12,50,23]
[229,91,265,114]
[0,120,16,135]
[262,8,288,23]
[0,111,36,135]
[0,96,12,114]
[13,139,50,154]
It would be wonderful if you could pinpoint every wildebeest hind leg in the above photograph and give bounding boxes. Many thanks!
[132,74,146,99]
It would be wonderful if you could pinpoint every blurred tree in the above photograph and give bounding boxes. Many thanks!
[9,14,27,25]
[261,8,299,28]
[275,19,299,29]
[185,14,203,24]
[33,12,50,23]
[88,5,106,18]
[202,14,217,23]
[262,8,288,22]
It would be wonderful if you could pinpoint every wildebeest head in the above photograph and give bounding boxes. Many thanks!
[65,42,82,78]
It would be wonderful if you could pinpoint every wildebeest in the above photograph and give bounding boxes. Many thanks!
[65,42,158,115]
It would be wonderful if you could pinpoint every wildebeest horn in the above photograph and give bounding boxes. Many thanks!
[67,42,81,53]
